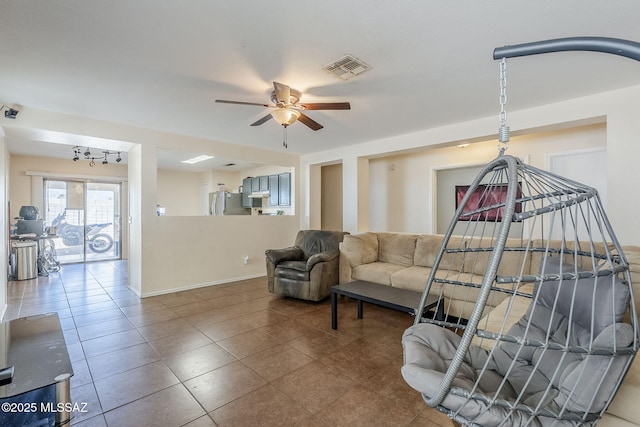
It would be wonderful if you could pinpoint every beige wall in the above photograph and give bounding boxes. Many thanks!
[156,168,203,216]
[9,154,127,216]
[302,85,640,246]
[128,140,298,296]
[367,123,606,233]
[321,163,342,231]
[201,170,243,194]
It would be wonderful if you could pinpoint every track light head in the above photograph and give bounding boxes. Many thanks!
[116,153,122,163]
[84,149,91,157]
[73,155,79,161]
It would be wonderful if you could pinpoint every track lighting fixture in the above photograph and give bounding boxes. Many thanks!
[72,146,123,166]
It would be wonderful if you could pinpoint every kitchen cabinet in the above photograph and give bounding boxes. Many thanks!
[259,176,269,192]
[242,177,261,208]
[268,175,279,206]
[278,172,291,206]
[243,172,290,209]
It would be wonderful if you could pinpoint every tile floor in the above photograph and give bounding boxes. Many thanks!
[5,260,455,427]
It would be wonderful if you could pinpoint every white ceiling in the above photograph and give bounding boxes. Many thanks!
[2,1,640,165]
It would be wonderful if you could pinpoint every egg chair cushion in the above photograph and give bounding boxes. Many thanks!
[402,257,634,425]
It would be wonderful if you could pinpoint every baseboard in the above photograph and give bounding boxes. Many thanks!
[127,285,142,298]
[137,273,267,298]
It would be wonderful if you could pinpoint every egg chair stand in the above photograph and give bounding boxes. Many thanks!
[401,37,640,427]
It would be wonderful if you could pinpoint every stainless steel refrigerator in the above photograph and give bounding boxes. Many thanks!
[209,191,250,215]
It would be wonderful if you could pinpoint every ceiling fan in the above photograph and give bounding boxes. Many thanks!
[215,81,351,131]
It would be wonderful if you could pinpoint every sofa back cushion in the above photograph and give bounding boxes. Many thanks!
[378,233,417,267]
[622,245,640,324]
[529,239,617,277]
[461,237,532,277]
[414,235,444,268]
[417,235,467,272]
[414,234,533,278]
[341,233,379,267]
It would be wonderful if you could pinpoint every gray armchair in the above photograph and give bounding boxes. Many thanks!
[265,230,349,301]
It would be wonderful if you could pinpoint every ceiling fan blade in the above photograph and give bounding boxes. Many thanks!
[299,102,351,110]
[298,112,324,131]
[250,114,273,126]
[215,100,270,107]
[273,82,291,105]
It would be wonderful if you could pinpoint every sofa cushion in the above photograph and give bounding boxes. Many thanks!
[391,266,434,293]
[378,233,417,267]
[414,234,465,271]
[352,262,406,286]
[453,237,531,277]
[342,233,379,267]
[414,235,444,268]
[604,382,640,425]
[438,271,509,320]
[473,283,536,350]
[496,244,531,277]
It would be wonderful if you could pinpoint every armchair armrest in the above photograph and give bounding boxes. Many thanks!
[265,246,304,265]
[306,249,339,270]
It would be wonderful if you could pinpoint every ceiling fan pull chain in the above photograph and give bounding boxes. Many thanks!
[282,126,288,148]
[497,57,510,154]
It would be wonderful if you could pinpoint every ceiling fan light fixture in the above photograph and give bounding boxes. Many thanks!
[271,108,300,127]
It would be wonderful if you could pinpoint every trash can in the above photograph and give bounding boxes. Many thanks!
[11,240,37,280]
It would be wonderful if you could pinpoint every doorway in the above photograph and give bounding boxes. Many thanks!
[44,179,122,264]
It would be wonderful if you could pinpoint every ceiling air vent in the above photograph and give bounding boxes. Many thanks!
[322,54,371,80]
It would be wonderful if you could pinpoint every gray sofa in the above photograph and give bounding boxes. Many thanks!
[339,231,640,425]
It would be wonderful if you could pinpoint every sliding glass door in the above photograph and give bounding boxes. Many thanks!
[44,179,121,264]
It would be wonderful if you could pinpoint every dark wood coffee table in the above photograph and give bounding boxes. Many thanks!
[331,280,444,329]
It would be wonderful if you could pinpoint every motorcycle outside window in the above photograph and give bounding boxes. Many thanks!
[43,179,121,264]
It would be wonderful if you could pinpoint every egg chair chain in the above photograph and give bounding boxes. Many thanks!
[497,57,510,154]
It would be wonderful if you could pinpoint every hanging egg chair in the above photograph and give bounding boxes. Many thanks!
[401,38,640,427]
